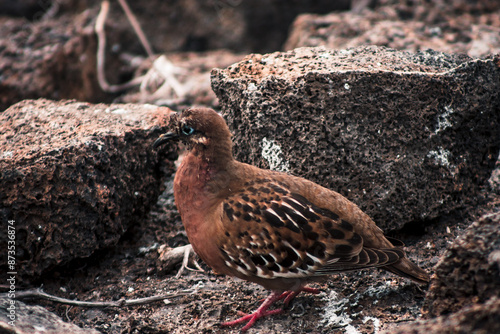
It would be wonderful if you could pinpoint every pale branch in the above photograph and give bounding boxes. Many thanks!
[158,244,204,278]
[117,0,155,59]
[143,55,187,99]
[95,0,145,93]
[95,1,188,100]
[0,288,195,308]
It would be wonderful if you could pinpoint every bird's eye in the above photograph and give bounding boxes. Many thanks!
[181,125,195,135]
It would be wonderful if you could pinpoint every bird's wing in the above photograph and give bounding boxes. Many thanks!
[217,179,403,279]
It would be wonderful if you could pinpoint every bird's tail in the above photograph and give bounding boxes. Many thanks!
[383,257,430,284]
[382,237,430,284]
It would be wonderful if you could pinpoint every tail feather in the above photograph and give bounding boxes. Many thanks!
[381,237,429,284]
[383,257,430,284]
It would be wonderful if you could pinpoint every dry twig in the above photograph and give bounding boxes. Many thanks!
[158,244,204,278]
[117,0,154,59]
[0,288,195,308]
[95,0,191,103]
[95,0,188,101]
[95,1,145,93]
[140,55,187,100]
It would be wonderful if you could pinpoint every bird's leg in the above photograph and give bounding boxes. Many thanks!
[220,290,284,331]
[280,286,320,307]
[221,287,320,331]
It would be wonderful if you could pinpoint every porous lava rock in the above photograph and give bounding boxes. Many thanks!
[384,296,500,334]
[0,10,123,112]
[422,211,500,317]
[0,99,175,281]
[211,46,500,231]
[284,10,500,58]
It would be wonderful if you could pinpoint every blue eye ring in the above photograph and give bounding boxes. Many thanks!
[181,125,195,135]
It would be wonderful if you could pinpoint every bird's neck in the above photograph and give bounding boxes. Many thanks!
[175,140,235,206]
[193,140,232,167]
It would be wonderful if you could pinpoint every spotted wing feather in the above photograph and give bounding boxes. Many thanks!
[218,180,404,280]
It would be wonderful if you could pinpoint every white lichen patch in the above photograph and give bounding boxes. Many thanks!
[261,137,290,172]
[344,325,361,334]
[435,105,455,133]
[319,52,331,59]
[364,280,397,299]
[427,147,457,176]
[244,82,262,100]
[320,287,385,333]
[142,104,158,109]
[339,49,354,56]
[427,147,452,167]
[260,57,274,65]
[321,291,353,329]
[84,140,103,151]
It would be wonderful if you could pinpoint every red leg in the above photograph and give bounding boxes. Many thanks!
[220,290,284,331]
[283,287,320,306]
[220,286,320,331]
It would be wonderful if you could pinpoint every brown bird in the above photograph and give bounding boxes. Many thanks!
[153,107,429,331]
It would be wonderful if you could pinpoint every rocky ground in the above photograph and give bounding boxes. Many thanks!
[1,1,499,333]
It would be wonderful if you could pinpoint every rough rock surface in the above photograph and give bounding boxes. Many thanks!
[284,1,500,58]
[422,211,500,317]
[211,46,500,231]
[0,297,100,334]
[384,296,500,334]
[0,10,123,112]
[0,99,175,281]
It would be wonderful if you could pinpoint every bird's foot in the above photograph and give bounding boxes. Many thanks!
[220,290,284,331]
[279,286,320,307]
[221,308,284,332]
[220,287,320,331]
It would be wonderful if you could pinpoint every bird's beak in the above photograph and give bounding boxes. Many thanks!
[153,132,179,149]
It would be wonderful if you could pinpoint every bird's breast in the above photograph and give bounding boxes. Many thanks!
[174,158,212,219]
[173,155,228,268]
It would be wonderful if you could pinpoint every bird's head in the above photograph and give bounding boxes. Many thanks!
[153,107,233,157]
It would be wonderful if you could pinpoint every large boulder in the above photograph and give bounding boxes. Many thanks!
[0,99,175,281]
[211,46,500,230]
